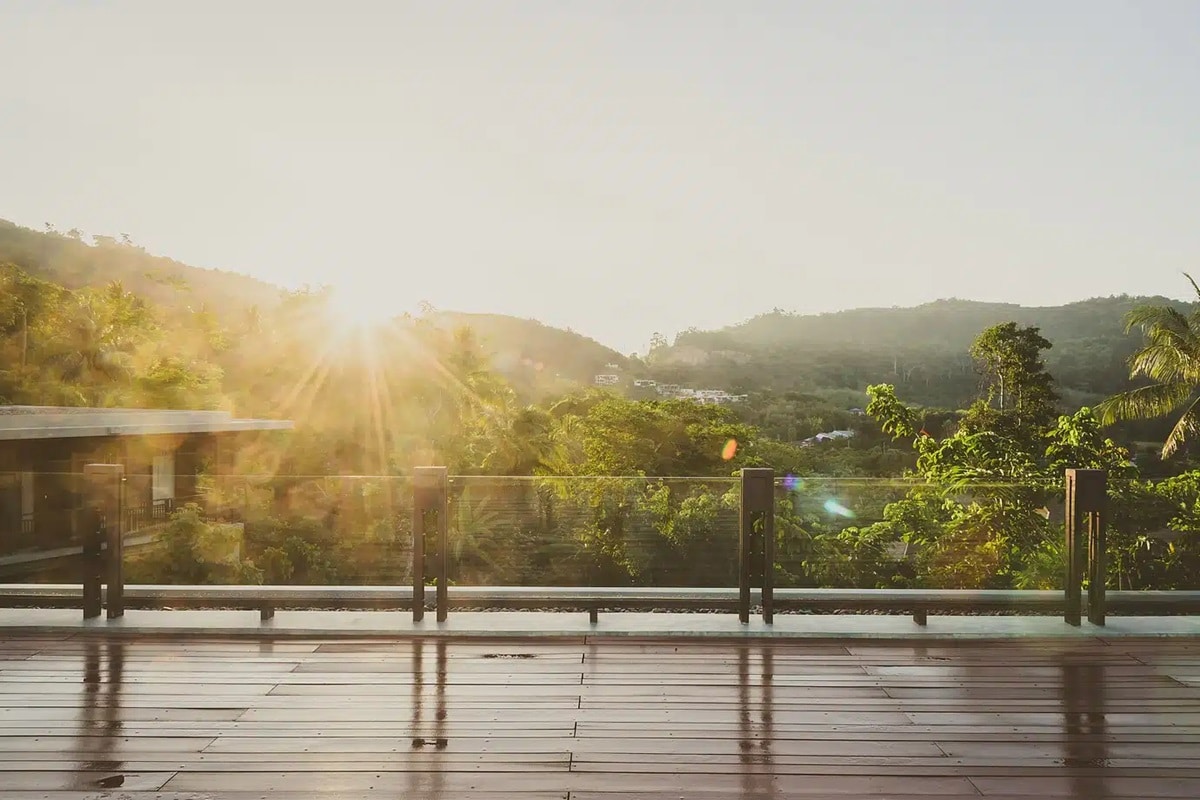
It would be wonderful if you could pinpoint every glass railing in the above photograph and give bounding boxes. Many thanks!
[773,477,920,590]
[776,475,1198,594]
[1,470,1196,595]
[1105,477,1200,592]
[0,472,415,586]
[147,474,415,586]
[446,475,739,587]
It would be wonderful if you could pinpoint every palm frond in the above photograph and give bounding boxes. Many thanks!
[1161,395,1200,458]
[1184,272,1200,302]
[1095,382,1195,426]
[1127,342,1200,382]
[1124,309,1200,369]
[1124,304,1194,336]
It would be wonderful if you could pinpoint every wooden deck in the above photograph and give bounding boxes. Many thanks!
[1,634,1199,798]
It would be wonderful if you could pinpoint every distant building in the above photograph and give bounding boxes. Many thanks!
[633,380,657,388]
[691,390,748,405]
[653,384,745,404]
[801,429,857,447]
[594,374,620,386]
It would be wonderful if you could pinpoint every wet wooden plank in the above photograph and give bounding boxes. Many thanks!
[0,794,567,800]
[0,749,573,763]
[0,771,176,791]
[0,707,247,722]
[0,756,572,772]
[940,741,1200,759]
[905,711,1200,727]
[161,770,982,794]
[568,795,1142,800]
[969,775,1200,797]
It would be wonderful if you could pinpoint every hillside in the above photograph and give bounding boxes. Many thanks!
[652,296,1197,411]
[1,220,629,394]
[674,297,1184,352]
[427,311,631,398]
[0,219,280,317]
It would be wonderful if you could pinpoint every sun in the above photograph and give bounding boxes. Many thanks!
[327,284,400,333]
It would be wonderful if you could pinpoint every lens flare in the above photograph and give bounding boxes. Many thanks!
[721,439,738,460]
[823,498,855,518]
[783,474,803,491]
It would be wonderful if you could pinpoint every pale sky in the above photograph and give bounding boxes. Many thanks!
[2,1,1198,353]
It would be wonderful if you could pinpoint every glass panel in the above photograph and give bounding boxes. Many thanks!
[1108,477,1200,591]
[121,474,415,586]
[775,477,919,589]
[779,476,1068,592]
[447,475,740,587]
[0,470,85,578]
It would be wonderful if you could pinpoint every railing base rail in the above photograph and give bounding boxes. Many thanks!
[3,585,1196,625]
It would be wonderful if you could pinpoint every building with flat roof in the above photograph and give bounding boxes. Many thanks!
[0,406,292,561]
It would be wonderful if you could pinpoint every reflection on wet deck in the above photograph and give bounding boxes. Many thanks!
[1,634,1200,798]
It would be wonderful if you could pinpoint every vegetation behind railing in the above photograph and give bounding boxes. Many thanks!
[2,468,1188,594]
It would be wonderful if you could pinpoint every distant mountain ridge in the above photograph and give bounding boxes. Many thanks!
[674,296,1191,352]
[653,295,1197,409]
[6,217,1191,408]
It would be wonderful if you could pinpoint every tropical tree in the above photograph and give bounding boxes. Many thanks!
[965,323,1058,443]
[480,407,559,475]
[0,264,60,370]
[35,283,157,405]
[1097,274,1200,458]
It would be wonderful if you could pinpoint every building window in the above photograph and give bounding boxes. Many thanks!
[152,455,175,502]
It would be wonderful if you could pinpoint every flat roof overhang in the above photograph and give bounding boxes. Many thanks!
[0,406,294,441]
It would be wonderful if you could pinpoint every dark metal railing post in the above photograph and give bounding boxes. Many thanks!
[1086,474,1108,627]
[739,468,775,624]
[412,472,428,622]
[413,467,449,623]
[1065,469,1106,627]
[762,476,775,625]
[436,475,449,623]
[411,485,424,623]
[84,464,125,620]
[81,503,103,620]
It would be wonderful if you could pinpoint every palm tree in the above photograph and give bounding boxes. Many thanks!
[1097,274,1200,458]
[43,300,126,400]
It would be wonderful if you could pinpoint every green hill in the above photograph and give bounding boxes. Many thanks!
[427,311,631,399]
[2,219,633,397]
[653,296,1197,411]
[0,218,280,317]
